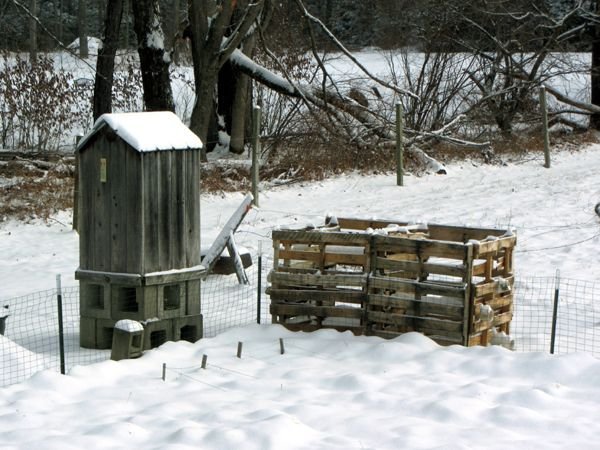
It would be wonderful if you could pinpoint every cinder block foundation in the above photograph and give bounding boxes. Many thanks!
[173,314,203,343]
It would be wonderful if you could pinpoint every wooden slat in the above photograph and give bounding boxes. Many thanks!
[267,288,366,305]
[493,311,513,327]
[462,241,474,346]
[369,294,464,320]
[270,304,363,319]
[472,257,510,278]
[143,151,159,273]
[369,276,466,298]
[186,150,201,267]
[279,249,323,263]
[273,266,320,275]
[367,311,463,332]
[273,230,370,245]
[270,271,368,288]
[484,294,513,310]
[126,148,142,274]
[375,256,466,278]
[373,235,468,260]
[109,145,127,273]
[336,217,410,230]
[75,269,142,286]
[472,235,517,258]
[174,149,186,267]
[144,268,206,286]
[474,276,514,297]
[427,224,507,242]
[336,217,508,242]
[324,252,368,266]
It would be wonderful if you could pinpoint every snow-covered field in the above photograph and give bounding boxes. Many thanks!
[1,145,600,448]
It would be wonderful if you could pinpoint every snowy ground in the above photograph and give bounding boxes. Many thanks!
[1,146,600,448]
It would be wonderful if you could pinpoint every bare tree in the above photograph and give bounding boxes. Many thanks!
[29,0,36,61]
[92,0,124,120]
[78,0,88,57]
[131,0,174,112]
[186,0,267,159]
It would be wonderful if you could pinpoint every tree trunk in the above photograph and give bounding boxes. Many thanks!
[57,0,63,46]
[29,0,37,62]
[187,0,230,160]
[229,35,257,154]
[93,0,124,120]
[78,0,88,58]
[229,70,252,154]
[591,1,600,129]
[172,0,180,62]
[122,0,129,49]
[186,0,265,159]
[131,0,175,112]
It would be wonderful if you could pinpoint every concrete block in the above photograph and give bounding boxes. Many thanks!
[80,316,97,348]
[142,318,173,350]
[111,285,158,321]
[111,320,145,361]
[80,281,111,319]
[173,314,203,343]
[186,280,201,315]
[158,283,187,319]
[96,318,118,349]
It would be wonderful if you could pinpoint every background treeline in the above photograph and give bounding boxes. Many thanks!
[0,0,590,53]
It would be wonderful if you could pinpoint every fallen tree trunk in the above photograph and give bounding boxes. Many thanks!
[229,49,449,174]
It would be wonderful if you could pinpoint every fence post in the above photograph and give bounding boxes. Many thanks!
[252,106,261,207]
[56,275,66,375]
[539,86,551,168]
[73,135,82,231]
[395,102,404,186]
[257,241,263,324]
[550,270,560,354]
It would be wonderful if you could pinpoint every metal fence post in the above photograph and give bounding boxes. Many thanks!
[257,241,263,324]
[56,275,66,374]
[550,270,560,354]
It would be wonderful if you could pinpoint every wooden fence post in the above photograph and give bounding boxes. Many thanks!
[539,87,551,168]
[252,106,261,207]
[396,102,404,186]
[73,135,82,231]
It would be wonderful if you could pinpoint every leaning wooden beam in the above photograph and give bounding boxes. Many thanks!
[201,193,253,280]
[226,231,249,285]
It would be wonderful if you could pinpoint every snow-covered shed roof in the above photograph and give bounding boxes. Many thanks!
[77,111,203,152]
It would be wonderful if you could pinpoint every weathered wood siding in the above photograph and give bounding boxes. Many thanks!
[78,128,200,275]
[141,148,200,273]
[79,130,143,273]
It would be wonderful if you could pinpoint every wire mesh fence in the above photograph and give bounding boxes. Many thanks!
[512,274,600,355]
[1,251,599,388]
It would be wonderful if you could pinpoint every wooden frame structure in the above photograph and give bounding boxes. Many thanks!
[268,217,516,346]
[75,112,205,350]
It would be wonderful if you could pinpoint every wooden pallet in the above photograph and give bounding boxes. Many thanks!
[268,217,516,347]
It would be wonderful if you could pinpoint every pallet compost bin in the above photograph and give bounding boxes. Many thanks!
[268,217,516,347]
[75,112,205,350]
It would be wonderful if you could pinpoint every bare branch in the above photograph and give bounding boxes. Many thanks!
[10,0,98,74]
[293,0,418,101]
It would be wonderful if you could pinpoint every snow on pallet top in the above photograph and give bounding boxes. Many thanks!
[78,111,203,152]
